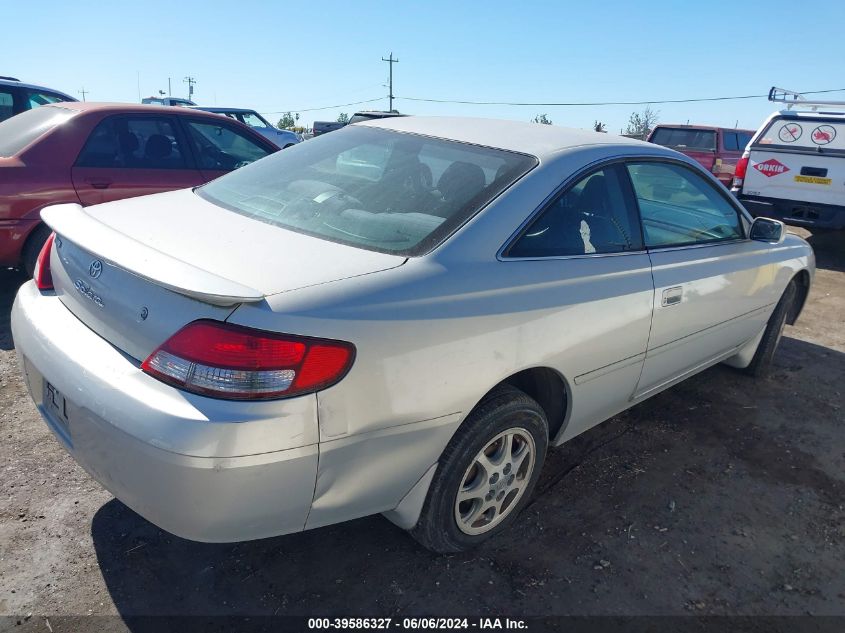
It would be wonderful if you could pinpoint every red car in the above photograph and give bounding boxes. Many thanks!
[647,124,755,188]
[0,102,279,274]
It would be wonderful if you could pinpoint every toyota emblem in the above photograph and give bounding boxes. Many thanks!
[88,259,103,279]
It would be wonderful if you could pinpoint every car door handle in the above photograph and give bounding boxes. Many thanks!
[662,286,683,307]
[85,179,112,189]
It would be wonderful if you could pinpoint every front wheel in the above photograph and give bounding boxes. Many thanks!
[410,385,548,553]
[743,280,798,377]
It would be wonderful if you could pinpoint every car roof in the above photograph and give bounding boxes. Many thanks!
[43,101,240,119]
[0,77,76,100]
[360,116,652,159]
[191,107,257,114]
[653,123,756,133]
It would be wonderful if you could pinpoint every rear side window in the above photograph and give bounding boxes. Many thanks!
[508,165,642,257]
[76,116,189,169]
[0,106,76,156]
[627,162,743,248]
[755,117,845,153]
[651,128,716,151]
[185,119,271,170]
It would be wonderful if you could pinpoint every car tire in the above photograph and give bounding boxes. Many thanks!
[743,279,797,377]
[21,224,52,278]
[410,384,548,553]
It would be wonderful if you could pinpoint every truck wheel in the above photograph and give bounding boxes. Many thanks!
[410,385,548,553]
[744,280,797,377]
[21,225,52,278]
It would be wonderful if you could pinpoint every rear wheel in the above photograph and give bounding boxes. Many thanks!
[744,280,797,377]
[21,224,52,278]
[410,385,548,553]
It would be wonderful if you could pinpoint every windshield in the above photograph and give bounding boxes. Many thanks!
[650,127,716,151]
[0,106,76,157]
[198,126,536,256]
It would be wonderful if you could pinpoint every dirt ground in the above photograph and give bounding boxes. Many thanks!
[0,229,843,631]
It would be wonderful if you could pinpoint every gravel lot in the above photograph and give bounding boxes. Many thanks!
[1,229,843,630]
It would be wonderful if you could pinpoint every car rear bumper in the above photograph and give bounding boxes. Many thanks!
[11,281,319,542]
[738,194,845,230]
[0,218,38,267]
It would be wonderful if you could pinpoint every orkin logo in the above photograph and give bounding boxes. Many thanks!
[754,159,790,178]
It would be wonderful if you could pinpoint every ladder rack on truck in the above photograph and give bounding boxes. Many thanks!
[768,87,845,112]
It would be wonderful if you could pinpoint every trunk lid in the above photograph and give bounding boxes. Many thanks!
[42,189,406,360]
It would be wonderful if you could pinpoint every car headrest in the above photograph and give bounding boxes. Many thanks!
[437,161,486,201]
[145,134,172,160]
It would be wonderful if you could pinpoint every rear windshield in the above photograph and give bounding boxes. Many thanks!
[0,106,76,157]
[650,127,716,151]
[198,126,537,256]
[754,117,845,154]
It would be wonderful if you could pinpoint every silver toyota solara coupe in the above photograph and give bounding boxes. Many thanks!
[12,117,814,552]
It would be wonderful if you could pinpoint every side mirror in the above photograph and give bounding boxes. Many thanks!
[749,217,785,244]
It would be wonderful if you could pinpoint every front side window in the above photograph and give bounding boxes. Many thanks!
[508,165,642,258]
[185,119,271,170]
[76,116,188,169]
[627,162,743,248]
[198,126,536,256]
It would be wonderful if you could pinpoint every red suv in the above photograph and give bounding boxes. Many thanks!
[0,102,279,274]
[647,124,754,188]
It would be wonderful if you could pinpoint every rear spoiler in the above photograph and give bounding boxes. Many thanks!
[41,204,264,306]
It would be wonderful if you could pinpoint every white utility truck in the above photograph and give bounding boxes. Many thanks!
[732,87,845,230]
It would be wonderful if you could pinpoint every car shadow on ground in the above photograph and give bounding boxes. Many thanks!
[89,335,845,626]
[804,230,845,273]
[0,269,26,351]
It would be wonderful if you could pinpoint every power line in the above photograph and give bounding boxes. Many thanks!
[396,88,845,108]
[257,87,845,118]
[260,96,384,115]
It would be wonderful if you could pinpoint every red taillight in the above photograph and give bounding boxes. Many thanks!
[34,232,56,290]
[732,154,749,189]
[141,320,355,400]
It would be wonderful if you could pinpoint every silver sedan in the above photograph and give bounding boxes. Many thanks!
[12,117,814,552]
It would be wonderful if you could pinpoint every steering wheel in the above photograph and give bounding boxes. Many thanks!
[289,189,364,221]
[202,145,235,170]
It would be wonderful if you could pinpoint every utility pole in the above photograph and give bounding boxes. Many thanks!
[78,87,89,102]
[168,77,172,96]
[381,52,399,112]
[183,76,196,101]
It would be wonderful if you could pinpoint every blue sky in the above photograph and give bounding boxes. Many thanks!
[6,0,845,132]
